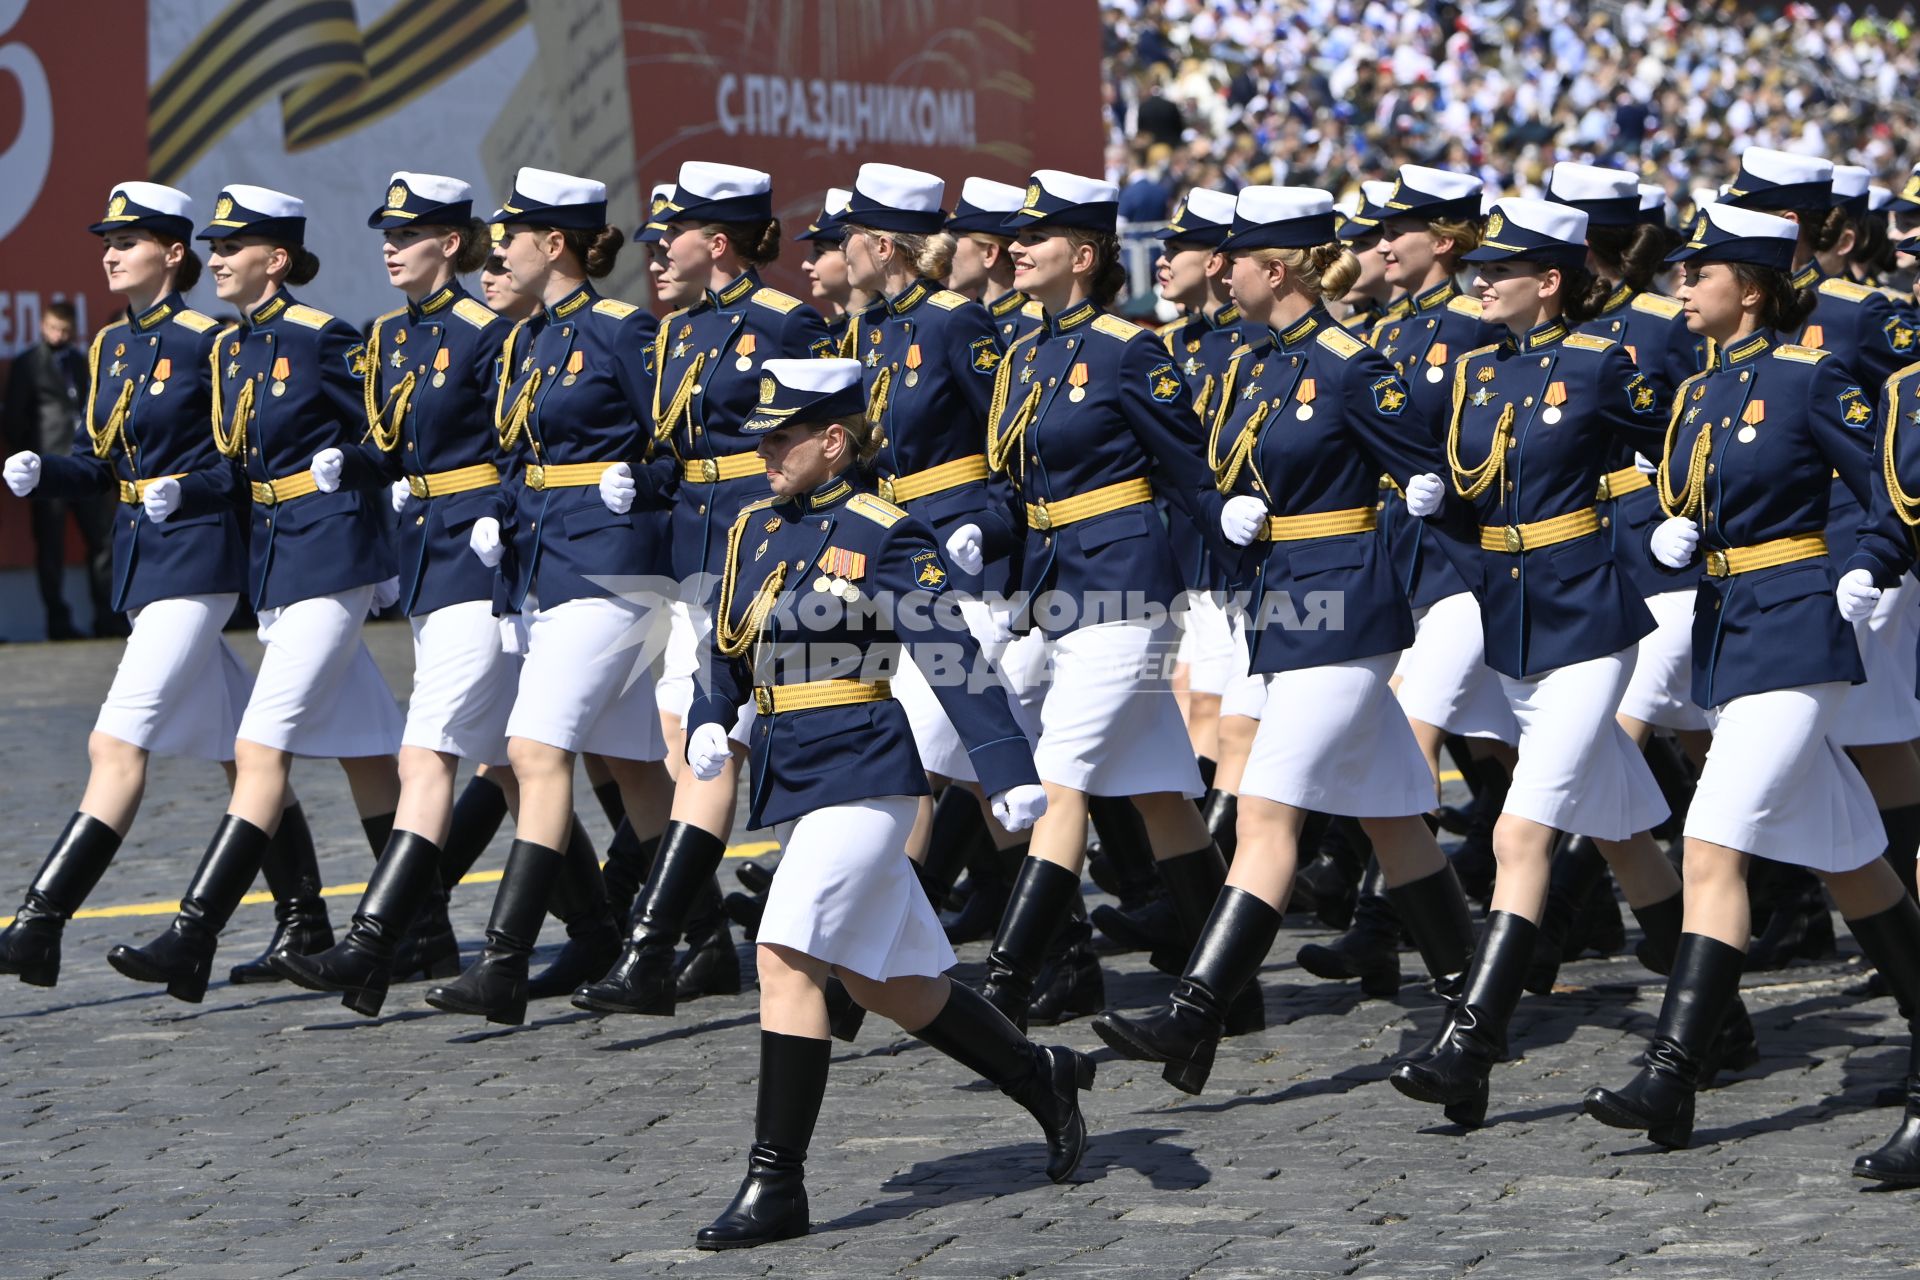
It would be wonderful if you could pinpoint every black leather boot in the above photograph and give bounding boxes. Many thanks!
[599,819,658,928]
[1293,812,1365,930]
[914,981,1095,1182]
[1525,836,1610,993]
[1628,894,1757,1086]
[674,876,743,1002]
[1088,797,1176,958]
[0,812,120,987]
[943,840,1023,945]
[526,821,621,1000]
[1583,932,1745,1148]
[723,886,767,940]
[916,786,989,913]
[825,977,866,1042]
[1744,862,1834,970]
[424,838,559,1025]
[1448,758,1509,908]
[437,773,508,892]
[1642,732,1696,843]
[1385,863,1476,998]
[226,804,334,984]
[696,1030,831,1249]
[1849,896,1920,1184]
[1852,805,1920,1001]
[1092,887,1279,1093]
[571,820,727,1015]
[270,829,441,1016]
[1201,788,1239,864]
[107,815,272,1003]
[591,777,626,829]
[1297,858,1402,998]
[1389,911,1536,1127]
[736,860,773,895]
[979,857,1082,1032]
[1027,896,1104,1026]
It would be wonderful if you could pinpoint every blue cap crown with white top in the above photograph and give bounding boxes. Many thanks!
[1220,186,1339,252]
[1004,169,1120,233]
[744,358,867,433]
[1831,164,1872,217]
[1892,164,1920,215]
[1720,147,1833,213]
[665,161,773,226]
[795,188,853,243]
[846,163,946,234]
[199,184,307,244]
[1154,188,1237,247]
[946,177,1025,234]
[1546,162,1640,228]
[1638,184,1670,227]
[491,167,609,230]
[90,182,193,241]
[1384,165,1483,222]
[1666,202,1800,272]
[369,172,473,230]
[1463,197,1589,268]
[635,183,680,243]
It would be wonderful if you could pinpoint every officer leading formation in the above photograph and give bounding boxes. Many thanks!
[5,145,1920,1248]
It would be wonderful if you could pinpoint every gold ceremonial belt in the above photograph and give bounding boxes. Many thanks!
[878,454,989,505]
[1596,466,1652,502]
[752,677,893,715]
[1260,506,1378,542]
[1026,477,1154,532]
[681,451,764,485]
[1479,507,1601,553]
[250,470,321,505]
[407,463,500,499]
[1704,533,1828,578]
[118,473,187,505]
[525,461,617,491]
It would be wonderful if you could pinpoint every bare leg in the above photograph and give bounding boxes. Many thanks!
[1212,714,1258,795]
[339,754,401,819]
[506,737,576,850]
[758,942,831,1038]
[394,746,458,845]
[1358,814,1447,886]
[1680,837,1751,949]
[605,756,673,841]
[667,746,747,843]
[1852,742,1920,808]
[1823,856,1907,921]
[1408,717,1447,800]
[76,732,150,836]
[838,967,953,1032]
[1134,790,1211,859]
[227,739,294,834]
[1029,782,1092,874]
[1225,796,1304,910]
[1488,813,1559,923]
[1593,829,1683,908]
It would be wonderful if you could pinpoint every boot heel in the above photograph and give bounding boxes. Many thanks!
[166,965,210,1004]
[19,960,58,988]
[342,981,389,1018]
[485,995,527,1026]
[1161,1054,1209,1095]
[419,951,461,980]
[1074,1051,1096,1090]
[1647,1098,1694,1149]
[1358,964,1402,999]
[1442,1077,1488,1128]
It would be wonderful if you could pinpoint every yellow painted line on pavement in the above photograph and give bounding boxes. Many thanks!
[0,839,782,927]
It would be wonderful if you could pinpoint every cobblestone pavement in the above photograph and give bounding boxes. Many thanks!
[0,627,1916,1279]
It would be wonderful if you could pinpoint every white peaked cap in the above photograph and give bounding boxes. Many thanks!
[1234,186,1335,222]
[224,184,303,217]
[823,187,853,215]
[1184,188,1237,223]
[515,167,607,204]
[1736,146,1833,186]
[675,161,769,200]
[1831,164,1872,199]
[1870,186,1893,213]
[1359,180,1396,206]
[1701,202,1799,242]
[959,177,1024,212]
[1399,164,1482,200]
[1490,196,1588,244]
[1032,169,1119,203]
[1638,184,1667,212]
[855,163,944,211]
[388,171,471,203]
[1547,161,1638,203]
[764,357,861,393]
[109,182,192,217]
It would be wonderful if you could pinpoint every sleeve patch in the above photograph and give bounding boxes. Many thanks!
[1839,385,1874,427]
[1626,373,1657,414]
[1148,363,1182,402]
[1887,316,1917,354]
[1371,375,1407,415]
[345,343,368,377]
[969,336,1001,375]
[911,548,950,591]
[808,337,836,359]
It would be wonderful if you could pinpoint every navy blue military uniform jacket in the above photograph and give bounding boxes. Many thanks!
[1843,359,1920,694]
[496,283,665,610]
[1210,308,1438,673]
[1159,302,1245,593]
[215,290,393,611]
[688,476,1038,828]
[654,268,833,581]
[1447,320,1666,677]
[339,282,512,616]
[1371,281,1505,608]
[1659,333,1879,707]
[978,301,1226,636]
[38,293,246,612]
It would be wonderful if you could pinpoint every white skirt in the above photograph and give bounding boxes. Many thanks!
[1834,579,1920,746]
[655,598,706,721]
[1392,591,1519,744]
[238,587,405,758]
[1175,591,1245,696]
[1617,588,1708,731]
[759,794,955,980]
[891,596,1032,782]
[1690,683,1885,872]
[94,593,253,763]
[1239,653,1436,817]
[403,600,518,766]
[1029,619,1204,798]
[1500,648,1669,840]
[505,593,667,760]
[1220,668,1267,721]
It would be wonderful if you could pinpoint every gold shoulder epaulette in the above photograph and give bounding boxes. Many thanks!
[1160,316,1194,354]
[282,303,333,330]
[1446,295,1483,318]
[453,298,497,328]
[1227,343,1254,359]
[847,493,906,526]
[1630,293,1684,319]
[1092,314,1143,342]
[173,309,218,334]
[1818,278,1876,303]
[592,298,640,319]
[1020,300,1044,319]
[733,495,778,526]
[1773,344,1832,364]
[927,290,968,311]
[751,287,802,315]
[1316,326,1365,359]
[1562,332,1616,352]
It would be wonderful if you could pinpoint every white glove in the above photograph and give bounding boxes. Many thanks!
[469,517,505,567]
[4,451,41,497]
[1633,451,1658,476]
[990,783,1049,833]
[142,476,181,523]
[1404,472,1446,518]
[389,479,410,513]
[310,447,344,494]
[1837,567,1883,623]
[371,576,401,612]
[688,722,732,781]
[1220,494,1268,547]
[1650,516,1700,570]
[946,522,984,576]
[599,461,635,514]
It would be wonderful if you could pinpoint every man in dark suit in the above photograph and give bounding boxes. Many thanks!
[4,302,120,639]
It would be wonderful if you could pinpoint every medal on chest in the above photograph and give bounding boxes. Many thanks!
[813,546,867,601]
[1540,381,1566,425]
